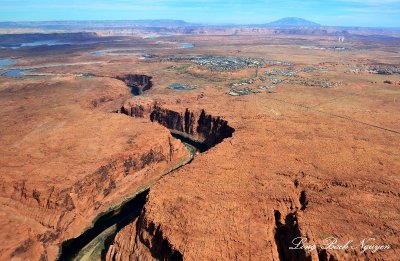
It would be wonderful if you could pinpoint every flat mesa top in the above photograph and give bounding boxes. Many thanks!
[0,76,169,187]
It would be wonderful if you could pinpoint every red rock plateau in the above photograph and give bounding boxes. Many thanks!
[0,76,190,260]
[0,30,399,261]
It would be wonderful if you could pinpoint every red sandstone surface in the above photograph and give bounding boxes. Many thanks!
[0,76,190,260]
[0,31,399,261]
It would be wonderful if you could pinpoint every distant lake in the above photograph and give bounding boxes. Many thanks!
[91,48,145,56]
[182,43,194,48]
[0,59,16,67]
[169,83,197,91]
[21,40,67,47]
[1,69,30,77]
[92,50,106,56]
[155,41,194,49]
[1,40,68,49]
[143,34,174,39]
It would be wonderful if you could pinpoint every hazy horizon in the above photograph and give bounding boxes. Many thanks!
[0,0,399,28]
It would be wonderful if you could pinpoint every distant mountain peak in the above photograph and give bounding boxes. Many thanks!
[267,17,321,27]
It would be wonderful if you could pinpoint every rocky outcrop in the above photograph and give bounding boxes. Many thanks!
[136,218,183,261]
[106,207,183,261]
[55,98,234,260]
[274,210,311,261]
[120,98,235,151]
[0,75,194,260]
[0,136,190,259]
[116,74,153,96]
[106,220,140,261]
[103,99,235,260]
[59,189,150,260]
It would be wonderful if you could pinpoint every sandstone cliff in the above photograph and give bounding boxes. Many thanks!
[0,77,190,260]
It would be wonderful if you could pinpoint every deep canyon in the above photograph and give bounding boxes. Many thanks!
[0,30,399,261]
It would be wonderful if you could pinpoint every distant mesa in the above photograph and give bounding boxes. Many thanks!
[0,20,198,30]
[266,17,321,27]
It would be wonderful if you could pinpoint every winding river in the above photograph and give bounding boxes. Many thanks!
[57,140,198,261]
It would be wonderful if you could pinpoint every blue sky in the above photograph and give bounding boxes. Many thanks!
[0,0,399,27]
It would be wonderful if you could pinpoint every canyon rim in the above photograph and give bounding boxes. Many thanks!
[0,2,400,261]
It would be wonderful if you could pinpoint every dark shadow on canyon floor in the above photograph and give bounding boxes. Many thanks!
[58,189,149,261]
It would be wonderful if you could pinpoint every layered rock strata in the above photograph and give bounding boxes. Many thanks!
[116,74,153,96]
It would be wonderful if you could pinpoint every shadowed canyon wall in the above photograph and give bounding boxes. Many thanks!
[102,99,236,260]
[106,205,183,261]
[120,99,235,151]
[55,98,235,260]
[115,74,153,96]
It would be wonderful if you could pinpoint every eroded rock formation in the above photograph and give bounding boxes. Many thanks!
[0,77,191,260]
[103,98,237,260]
[120,98,235,150]
[116,74,153,96]
[106,206,183,261]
